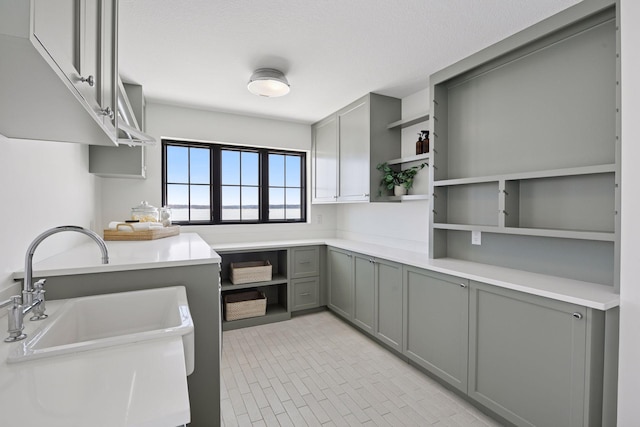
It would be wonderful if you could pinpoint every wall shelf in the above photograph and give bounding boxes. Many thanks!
[433,223,615,242]
[387,153,430,165]
[378,194,429,202]
[387,113,430,129]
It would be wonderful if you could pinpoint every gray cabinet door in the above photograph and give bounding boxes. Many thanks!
[291,246,320,279]
[337,98,370,201]
[404,267,469,392]
[353,254,375,334]
[312,115,338,203]
[468,281,587,427]
[375,258,403,351]
[291,277,320,312]
[328,248,353,319]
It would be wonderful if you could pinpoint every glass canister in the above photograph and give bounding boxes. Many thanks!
[131,201,159,223]
[160,206,172,227]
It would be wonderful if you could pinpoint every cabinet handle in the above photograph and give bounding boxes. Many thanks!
[347,254,353,258]
[100,107,114,120]
[363,194,370,197]
[572,312,583,320]
[460,283,467,288]
[299,292,311,296]
[80,75,95,87]
[299,260,311,264]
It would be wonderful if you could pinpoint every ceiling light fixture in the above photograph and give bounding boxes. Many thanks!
[247,68,290,98]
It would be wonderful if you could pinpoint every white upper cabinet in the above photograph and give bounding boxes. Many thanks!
[0,0,119,145]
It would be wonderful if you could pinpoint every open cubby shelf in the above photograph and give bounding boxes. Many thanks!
[433,223,615,242]
[221,275,288,291]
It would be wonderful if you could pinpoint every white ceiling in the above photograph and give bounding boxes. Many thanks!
[118,0,580,124]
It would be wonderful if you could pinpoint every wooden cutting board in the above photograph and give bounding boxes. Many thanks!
[103,225,180,241]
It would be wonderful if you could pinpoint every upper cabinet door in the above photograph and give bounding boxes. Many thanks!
[311,115,338,203]
[338,99,370,201]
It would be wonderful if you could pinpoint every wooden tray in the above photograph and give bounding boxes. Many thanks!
[103,225,180,241]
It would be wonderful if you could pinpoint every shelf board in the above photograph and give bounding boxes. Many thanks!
[386,153,430,165]
[221,274,287,291]
[433,223,615,242]
[222,304,289,331]
[387,113,430,129]
[433,164,616,187]
[378,194,429,202]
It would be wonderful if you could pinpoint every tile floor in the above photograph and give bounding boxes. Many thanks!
[221,310,502,427]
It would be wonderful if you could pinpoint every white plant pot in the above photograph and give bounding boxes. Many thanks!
[394,185,408,196]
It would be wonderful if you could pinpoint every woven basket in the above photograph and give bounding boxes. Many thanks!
[230,260,272,284]
[224,290,267,321]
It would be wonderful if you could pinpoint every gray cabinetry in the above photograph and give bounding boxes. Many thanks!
[353,254,375,333]
[468,281,605,427]
[311,115,338,203]
[0,0,119,145]
[311,93,401,204]
[374,258,403,351]
[404,267,469,392]
[327,247,353,319]
[290,246,321,311]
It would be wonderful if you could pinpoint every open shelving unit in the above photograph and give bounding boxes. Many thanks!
[428,6,619,289]
[219,249,290,331]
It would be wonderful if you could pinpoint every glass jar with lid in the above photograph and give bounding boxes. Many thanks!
[131,201,159,223]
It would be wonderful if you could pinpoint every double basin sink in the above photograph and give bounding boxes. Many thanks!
[6,286,194,374]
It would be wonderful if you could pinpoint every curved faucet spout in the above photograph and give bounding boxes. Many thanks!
[23,226,109,306]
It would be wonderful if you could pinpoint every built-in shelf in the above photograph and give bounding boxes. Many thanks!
[387,153,430,165]
[221,275,288,291]
[378,194,429,202]
[222,305,289,331]
[387,113,430,129]
[433,163,616,187]
[433,223,615,242]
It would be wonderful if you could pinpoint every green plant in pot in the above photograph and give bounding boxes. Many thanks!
[376,162,427,197]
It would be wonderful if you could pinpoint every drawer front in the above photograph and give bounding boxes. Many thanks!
[291,246,320,278]
[292,277,320,311]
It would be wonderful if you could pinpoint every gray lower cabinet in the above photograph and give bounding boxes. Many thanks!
[374,258,403,351]
[328,247,353,319]
[403,267,469,393]
[353,254,375,333]
[291,277,320,311]
[468,281,605,427]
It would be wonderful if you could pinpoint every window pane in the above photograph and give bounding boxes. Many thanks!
[269,154,285,187]
[221,150,240,185]
[269,188,285,220]
[221,186,240,221]
[167,184,189,221]
[190,185,211,221]
[241,187,259,220]
[285,155,301,187]
[286,188,301,220]
[190,148,210,184]
[167,146,188,183]
[241,152,259,186]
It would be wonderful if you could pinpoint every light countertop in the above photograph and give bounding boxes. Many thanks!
[212,238,620,310]
[0,299,191,427]
[13,233,221,279]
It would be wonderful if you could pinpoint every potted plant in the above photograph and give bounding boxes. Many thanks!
[376,162,427,196]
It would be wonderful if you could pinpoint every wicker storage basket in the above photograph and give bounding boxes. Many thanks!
[230,260,272,284]
[224,290,267,321]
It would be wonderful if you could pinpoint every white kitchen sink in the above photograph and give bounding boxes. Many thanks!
[7,286,194,373]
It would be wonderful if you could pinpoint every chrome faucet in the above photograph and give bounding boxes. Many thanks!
[2,226,109,342]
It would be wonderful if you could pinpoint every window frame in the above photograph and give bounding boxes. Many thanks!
[162,139,307,225]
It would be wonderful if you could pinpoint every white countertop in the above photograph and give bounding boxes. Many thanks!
[0,299,191,427]
[14,233,221,279]
[212,238,620,310]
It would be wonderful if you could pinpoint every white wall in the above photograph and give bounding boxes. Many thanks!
[100,102,337,244]
[0,137,99,299]
[336,89,431,252]
[617,0,640,424]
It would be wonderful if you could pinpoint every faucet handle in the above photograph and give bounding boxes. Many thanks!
[30,279,47,321]
[4,296,26,342]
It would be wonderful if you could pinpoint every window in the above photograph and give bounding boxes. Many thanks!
[162,140,306,224]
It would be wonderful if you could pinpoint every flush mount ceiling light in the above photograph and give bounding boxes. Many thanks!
[247,68,290,97]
